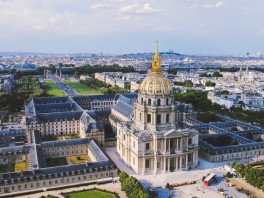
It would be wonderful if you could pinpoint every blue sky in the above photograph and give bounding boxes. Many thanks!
[0,0,264,55]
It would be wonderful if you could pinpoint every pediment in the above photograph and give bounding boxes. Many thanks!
[164,130,182,137]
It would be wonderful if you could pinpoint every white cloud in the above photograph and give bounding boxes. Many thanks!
[258,28,264,35]
[90,3,111,9]
[136,3,162,14]
[120,4,138,13]
[120,3,161,15]
[203,1,225,9]
[216,1,225,8]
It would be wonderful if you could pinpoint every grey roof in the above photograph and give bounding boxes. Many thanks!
[29,145,46,169]
[35,102,82,113]
[41,138,92,148]
[0,145,30,156]
[87,122,104,133]
[32,130,42,144]
[0,129,24,137]
[73,94,117,102]
[86,110,111,120]
[35,111,83,123]
[112,100,134,118]
[33,96,70,104]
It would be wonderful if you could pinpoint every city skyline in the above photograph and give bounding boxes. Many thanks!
[0,0,264,55]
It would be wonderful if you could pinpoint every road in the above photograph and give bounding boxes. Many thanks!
[46,72,80,96]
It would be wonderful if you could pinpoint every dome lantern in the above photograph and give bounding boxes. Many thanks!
[139,41,173,95]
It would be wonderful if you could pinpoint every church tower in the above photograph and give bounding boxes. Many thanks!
[133,41,176,131]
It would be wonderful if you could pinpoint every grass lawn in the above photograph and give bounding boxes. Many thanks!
[42,135,61,141]
[63,189,115,198]
[15,161,29,172]
[64,134,80,139]
[69,155,91,164]
[46,157,68,167]
[44,79,65,96]
[64,79,100,95]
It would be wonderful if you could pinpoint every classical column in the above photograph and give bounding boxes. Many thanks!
[185,154,188,169]
[176,157,178,170]
[142,157,145,175]
[168,139,171,152]
[154,157,157,175]
[180,156,182,170]
[164,138,166,152]
[163,157,166,173]
[168,158,170,172]
[181,138,183,150]
[177,138,179,150]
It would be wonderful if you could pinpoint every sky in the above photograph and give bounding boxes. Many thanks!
[0,0,264,55]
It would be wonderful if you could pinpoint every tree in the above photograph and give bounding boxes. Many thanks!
[225,171,233,178]
[212,71,223,77]
[119,171,129,184]
[205,81,216,87]
[74,71,80,78]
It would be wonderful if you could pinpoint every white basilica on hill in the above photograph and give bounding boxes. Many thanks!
[114,42,199,175]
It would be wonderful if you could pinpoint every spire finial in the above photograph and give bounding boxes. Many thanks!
[151,40,161,74]
[156,40,159,55]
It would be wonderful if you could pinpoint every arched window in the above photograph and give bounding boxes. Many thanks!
[166,98,169,105]
[148,98,151,105]
[157,99,161,106]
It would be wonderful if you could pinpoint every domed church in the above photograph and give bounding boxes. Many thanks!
[113,42,199,175]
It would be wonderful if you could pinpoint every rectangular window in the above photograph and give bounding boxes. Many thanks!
[188,153,192,162]
[145,159,150,169]
[188,138,192,145]
[157,115,161,124]
[146,143,150,150]
[147,114,151,123]
[166,114,169,123]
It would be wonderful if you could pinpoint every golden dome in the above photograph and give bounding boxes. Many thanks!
[139,41,173,95]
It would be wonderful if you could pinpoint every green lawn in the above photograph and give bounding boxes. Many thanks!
[45,157,68,167]
[64,80,100,95]
[44,79,65,96]
[63,190,115,198]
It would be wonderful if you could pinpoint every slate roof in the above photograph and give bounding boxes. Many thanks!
[35,111,83,123]
[33,96,70,104]
[86,121,104,133]
[112,100,134,118]
[0,129,24,137]
[0,145,30,156]
[73,94,117,102]
[41,138,92,148]
[35,102,82,113]
[29,145,46,169]
[86,110,111,120]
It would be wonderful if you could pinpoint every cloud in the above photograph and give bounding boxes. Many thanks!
[90,3,111,9]
[120,4,138,13]
[120,3,161,15]
[216,1,225,8]
[258,28,264,35]
[203,1,225,9]
[136,3,162,14]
